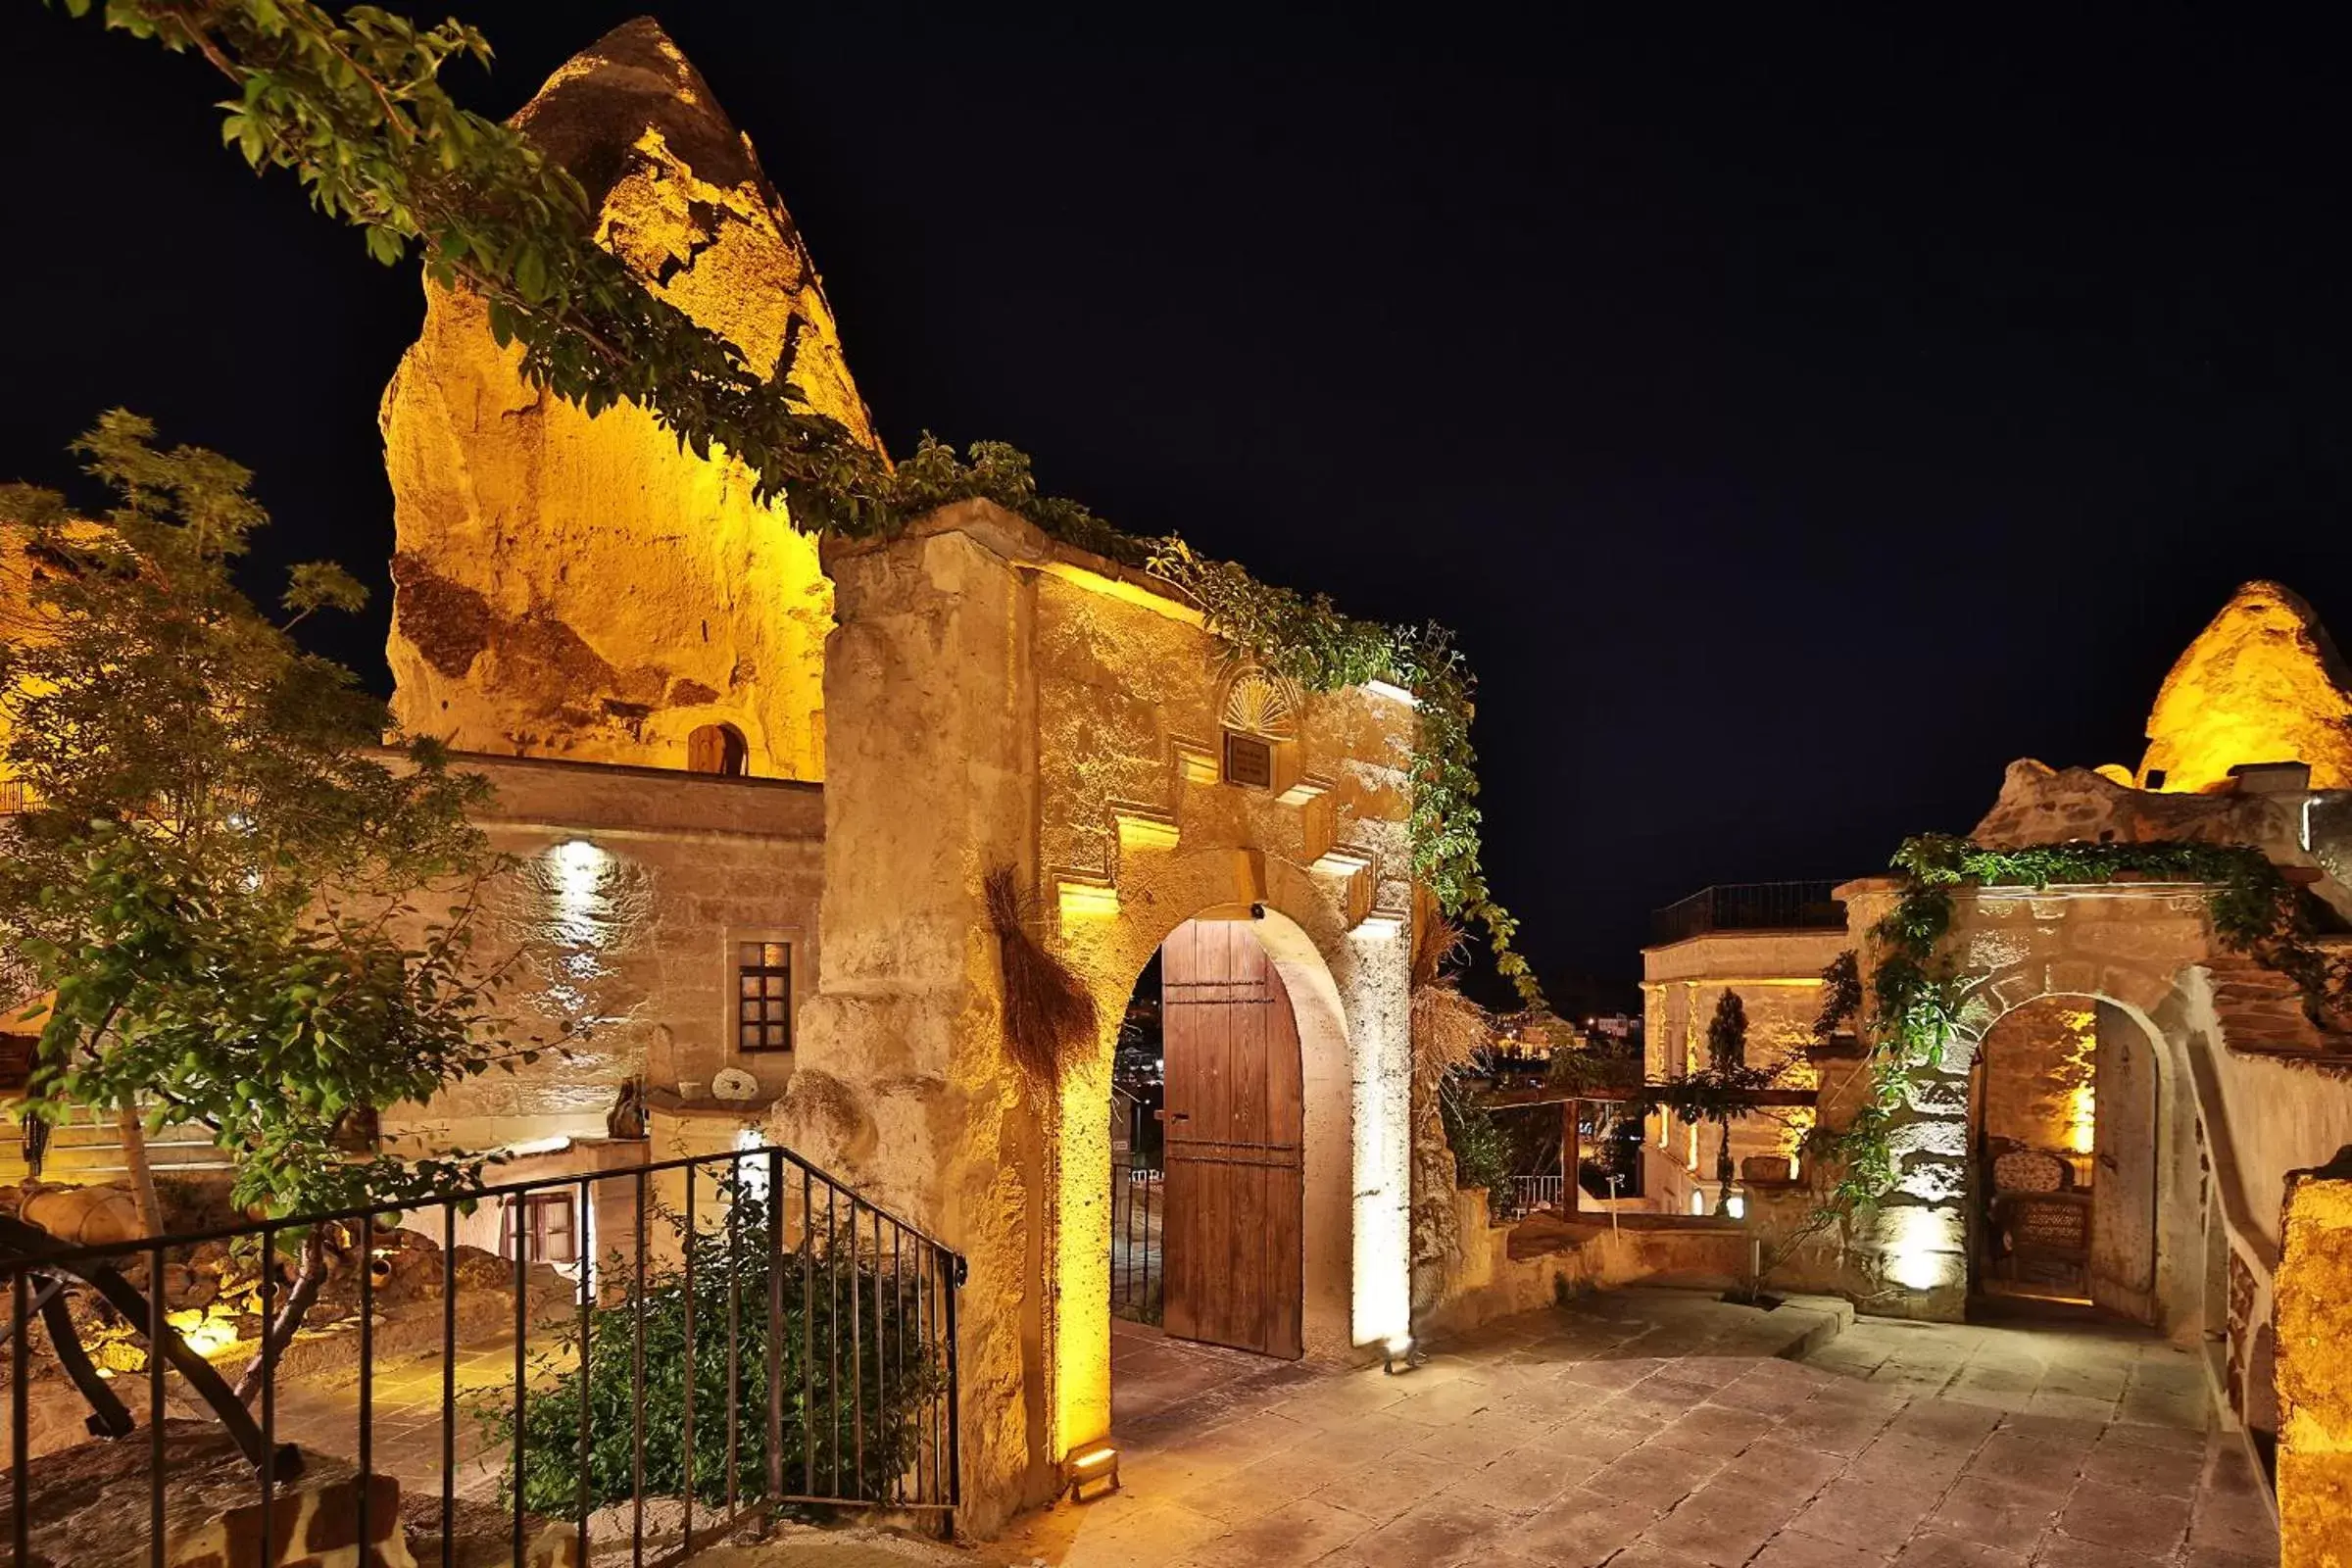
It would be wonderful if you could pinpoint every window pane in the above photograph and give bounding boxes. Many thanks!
[740,1023,760,1049]
[738,942,761,965]
[741,974,761,998]
[764,943,789,967]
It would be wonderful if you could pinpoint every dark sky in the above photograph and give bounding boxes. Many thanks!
[7,5,2352,1002]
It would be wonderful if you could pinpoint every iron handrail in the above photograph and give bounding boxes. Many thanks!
[1,1142,966,1567]
[1650,879,1844,946]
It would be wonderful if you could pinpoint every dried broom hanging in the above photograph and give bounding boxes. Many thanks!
[984,864,1099,1089]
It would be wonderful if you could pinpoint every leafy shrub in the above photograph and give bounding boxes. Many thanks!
[484,1191,945,1516]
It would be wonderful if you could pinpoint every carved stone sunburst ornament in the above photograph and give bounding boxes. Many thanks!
[1221,668,1300,740]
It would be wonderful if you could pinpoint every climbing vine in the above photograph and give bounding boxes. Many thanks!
[61,0,1541,1006]
[1819,833,2348,1224]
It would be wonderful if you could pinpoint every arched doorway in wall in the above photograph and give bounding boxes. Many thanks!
[1108,916,1307,1360]
[1967,994,2162,1322]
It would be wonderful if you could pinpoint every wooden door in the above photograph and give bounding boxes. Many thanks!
[1159,918,1305,1358]
[2089,1003,2158,1321]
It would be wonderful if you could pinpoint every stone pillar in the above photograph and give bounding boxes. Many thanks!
[1829,879,1972,1319]
[772,503,1054,1534]
[2277,1146,2352,1565]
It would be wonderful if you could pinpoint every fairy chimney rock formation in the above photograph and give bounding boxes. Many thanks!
[2137,580,2352,793]
[381,18,876,780]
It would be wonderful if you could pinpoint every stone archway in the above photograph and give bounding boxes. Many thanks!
[778,504,1417,1532]
[1833,878,2213,1326]
[1050,850,1410,1466]
[1962,989,2181,1325]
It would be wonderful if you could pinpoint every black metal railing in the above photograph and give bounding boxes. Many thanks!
[0,1145,963,1567]
[1109,1088,1162,1325]
[1649,880,1844,946]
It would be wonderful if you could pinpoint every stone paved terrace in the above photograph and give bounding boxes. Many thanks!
[972,1289,2278,1568]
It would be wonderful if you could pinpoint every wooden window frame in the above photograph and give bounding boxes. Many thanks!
[736,939,793,1054]
[500,1192,578,1265]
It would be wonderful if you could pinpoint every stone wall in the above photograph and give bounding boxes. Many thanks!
[1980,999,2096,1159]
[377,751,822,1158]
[381,21,876,781]
[772,503,1416,1534]
[2275,1149,2352,1565]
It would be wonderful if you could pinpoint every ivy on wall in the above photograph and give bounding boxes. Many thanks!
[1821,833,2348,1226]
[65,0,1541,1007]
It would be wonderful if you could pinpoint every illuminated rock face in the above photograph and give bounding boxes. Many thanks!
[2138,580,2352,793]
[381,19,875,779]
[2277,1152,2352,1564]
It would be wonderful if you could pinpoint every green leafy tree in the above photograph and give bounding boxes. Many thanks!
[0,413,543,1388]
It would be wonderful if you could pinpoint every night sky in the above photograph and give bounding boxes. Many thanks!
[7,6,2352,1003]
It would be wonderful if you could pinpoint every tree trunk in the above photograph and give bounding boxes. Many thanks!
[232,1229,330,1404]
[117,1104,166,1237]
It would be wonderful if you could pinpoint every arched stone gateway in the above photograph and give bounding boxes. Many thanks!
[770,503,1415,1534]
[1830,875,2352,1435]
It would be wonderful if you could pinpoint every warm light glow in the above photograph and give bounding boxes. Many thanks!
[2066,1081,2097,1156]
[1032,558,1205,625]
[1884,1206,1962,1292]
[1057,879,1120,920]
[168,1307,240,1359]
[2138,579,2352,792]
[1114,810,1180,850]
[1054,1047,1114,1458]
[1067,1442,1118,1474]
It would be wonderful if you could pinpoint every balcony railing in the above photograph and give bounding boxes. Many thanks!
[0,1145,964,1566]
[1650,880,1845,946]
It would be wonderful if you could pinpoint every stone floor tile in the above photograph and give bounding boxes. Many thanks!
[2094,1416,2208,1456]
[1989,1410,2107,1451]
[1167,1445,1363,1526]
[1332,1491,1513,1568]
[1889,1400,2004,1446]
[1386,1379,1500,1428]
[2022,1391,2122,1427]
[1778,1395,1904,1455]
[1890,1533,2028,1567]
[1637,1477,1797,1566]
[1596,1545,1713,1568]
[1749,1532,1897,1568]
[1536,1413,1654,1463]
[1304,1448,1460,1524]
[1298,1410,1420,1476]
[1441,1446,1604,1515]
[1709,1372,1820,1417]
[1399,1408,1536,1468]
[1585,1442,1726,1512]
[1786,1474,1946,1553]
[2027,1535,2149,1568]
[1045,1501,1230,1568]
[2184,1492,2278,1559]
[1556,1357,1668,1390]
[1171,1496,1373,1568]
[1645,1404,1782,1457]
[2052,1478,2193,1556]
[1709,1437,1848,1498]
[1498,1489,1660,1568]
[1922,1475,2061,1554]
[2176,1547,2274,1568]
[2075,1434,2204,1499]
[1956,1433,2082,1498]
